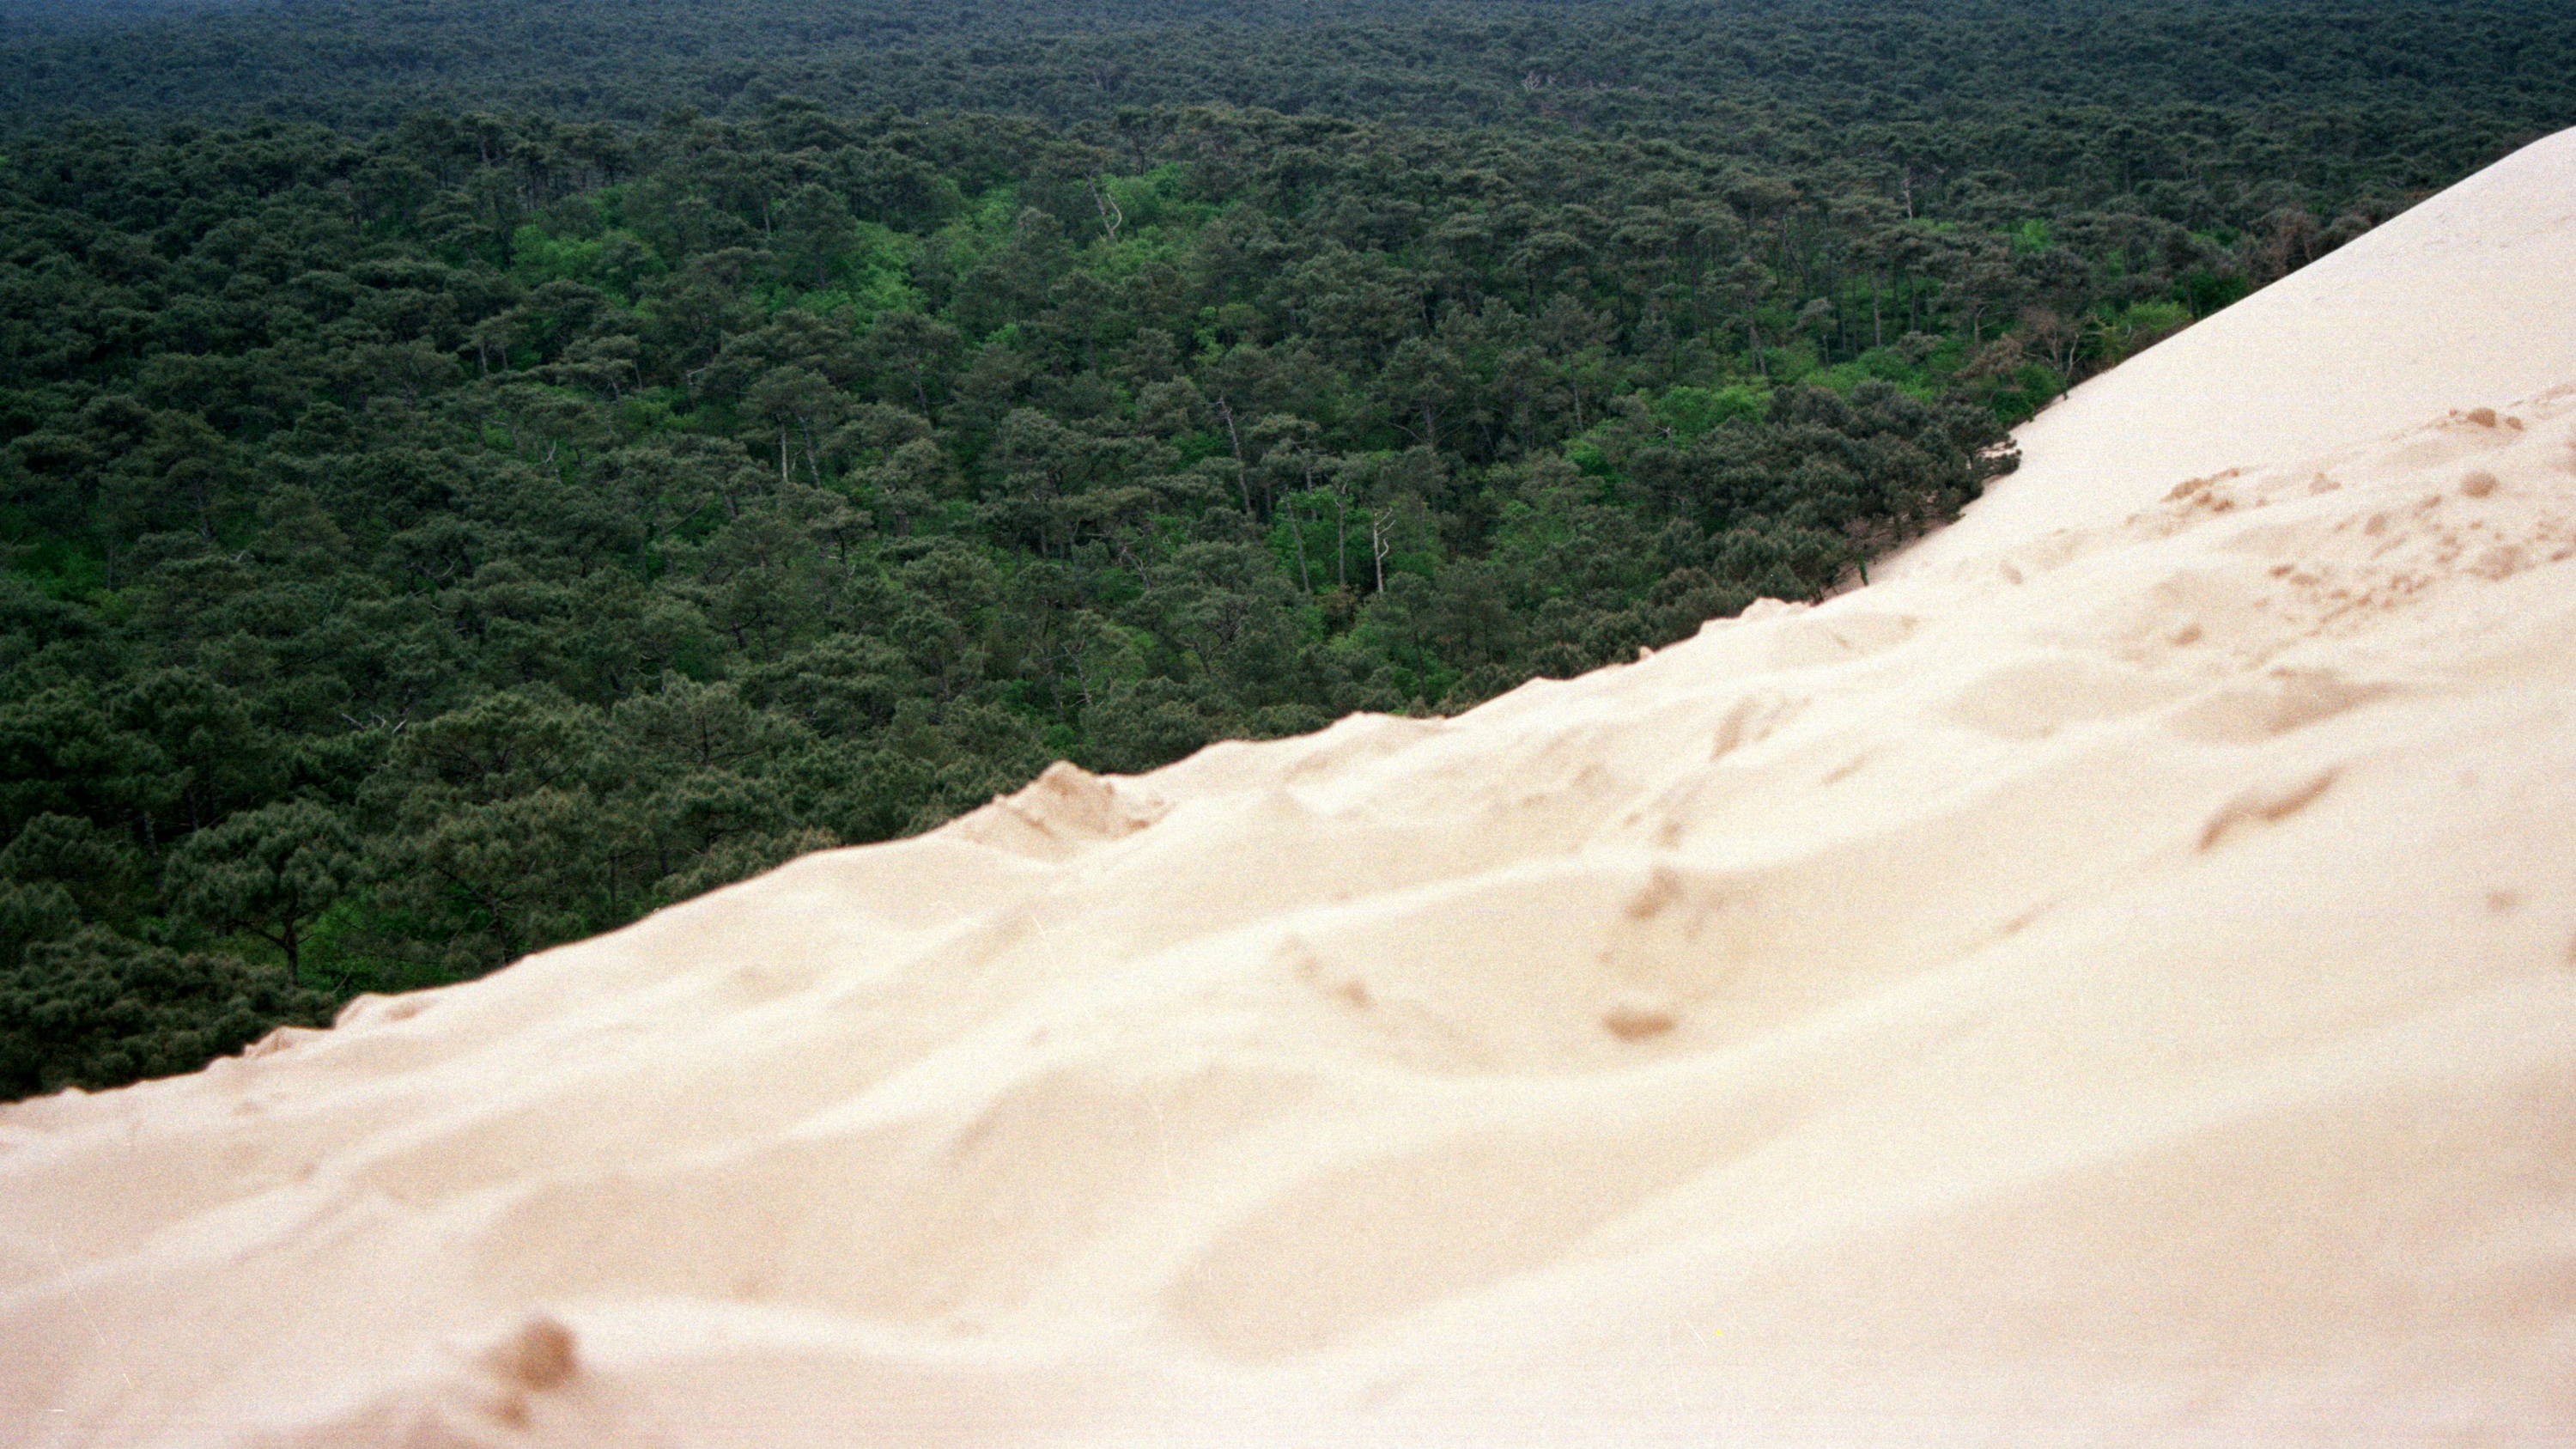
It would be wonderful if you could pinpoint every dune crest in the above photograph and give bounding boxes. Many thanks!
[7,130,2576,1447]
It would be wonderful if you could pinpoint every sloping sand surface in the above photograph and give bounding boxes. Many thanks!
[6,129,2576,1447]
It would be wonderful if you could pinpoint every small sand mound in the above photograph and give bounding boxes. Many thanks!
[482,1315,578,1391]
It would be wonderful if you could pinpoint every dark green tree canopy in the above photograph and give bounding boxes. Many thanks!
[1,0,2563,1097]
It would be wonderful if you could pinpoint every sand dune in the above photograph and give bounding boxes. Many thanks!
[7,128,2576,1448]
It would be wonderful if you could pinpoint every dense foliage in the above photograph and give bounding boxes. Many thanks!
[7,0,2573,176]
[3,0,2568,1098]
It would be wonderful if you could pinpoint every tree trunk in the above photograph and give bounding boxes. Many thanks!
[1289,498,1311,592]
[1335,492,1349,588]
[1216,397,1249,510]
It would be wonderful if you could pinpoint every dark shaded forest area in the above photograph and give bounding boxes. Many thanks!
[3,0,2570,1097]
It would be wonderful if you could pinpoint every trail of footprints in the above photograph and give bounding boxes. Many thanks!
[2162,405,2576,653]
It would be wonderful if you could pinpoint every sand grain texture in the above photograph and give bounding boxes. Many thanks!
[8,129,2576,1447]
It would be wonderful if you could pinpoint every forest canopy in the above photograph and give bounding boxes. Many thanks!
[3,0,2570,1099]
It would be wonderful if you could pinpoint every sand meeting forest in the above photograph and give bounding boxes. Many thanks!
[2,0,2573,1443]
